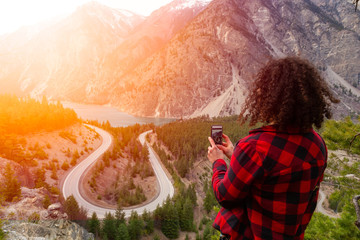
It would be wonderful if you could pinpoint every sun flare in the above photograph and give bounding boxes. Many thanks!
[0,0,173,35]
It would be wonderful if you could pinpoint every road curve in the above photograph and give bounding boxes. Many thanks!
[316,189,339,218]
[62,126,174,218]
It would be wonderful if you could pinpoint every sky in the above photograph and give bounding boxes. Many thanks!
[0,0,173,35]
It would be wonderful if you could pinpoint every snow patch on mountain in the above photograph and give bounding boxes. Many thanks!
[172,0,213,11]
[118,9,136,17]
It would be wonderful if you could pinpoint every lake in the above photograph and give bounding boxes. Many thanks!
[62,102,176,127]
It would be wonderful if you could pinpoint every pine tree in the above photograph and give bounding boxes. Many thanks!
[128,211,143,240]
[204,188,217,213]
[153,204,163,228]
[115,203,126,228]
[180,198,194,231]
[142,209,154,234]
[116,223,130,240]
[202,223,212,240]
[34,167,48,189]
[64,195,80,220]
[102,212,117,240]
[51,165,58,180]
[161,201,179,239]
[2,163,21,202]
[186,184,197,206]
[88,212,100,237]
[141,145,149,161]
[61,160,70,170]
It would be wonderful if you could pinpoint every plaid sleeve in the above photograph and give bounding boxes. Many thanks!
[212,141,265,209]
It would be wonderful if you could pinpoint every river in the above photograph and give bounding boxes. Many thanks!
[62,102,176,127]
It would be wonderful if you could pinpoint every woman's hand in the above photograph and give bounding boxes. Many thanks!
[217,134,234,159]
[207,137,225,164]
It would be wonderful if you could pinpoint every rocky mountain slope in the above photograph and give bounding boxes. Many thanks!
[100,0,212,92]
[0,0,359,118]
[112,0,360,118]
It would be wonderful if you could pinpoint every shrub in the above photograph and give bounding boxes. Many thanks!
[61,161,70,170]
[43,195,51,209]
[28,212,40,223]
[0,219,5,240]
[50,186,60,195]
[59,131,77,144]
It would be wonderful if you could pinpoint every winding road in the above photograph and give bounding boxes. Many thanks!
[316,189,339,218]
[62,126,174,218]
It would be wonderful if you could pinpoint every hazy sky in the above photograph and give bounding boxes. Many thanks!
[0,0,173,35]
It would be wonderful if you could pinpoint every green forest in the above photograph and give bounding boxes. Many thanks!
[155,115,255,177]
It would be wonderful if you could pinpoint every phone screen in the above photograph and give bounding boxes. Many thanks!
[211,125,223,145]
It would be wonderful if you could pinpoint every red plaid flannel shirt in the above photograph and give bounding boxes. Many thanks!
[212,125,327,240]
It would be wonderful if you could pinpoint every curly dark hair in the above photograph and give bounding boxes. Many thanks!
[239,57,339,130]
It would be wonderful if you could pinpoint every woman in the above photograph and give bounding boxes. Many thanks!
[207,57,339,240]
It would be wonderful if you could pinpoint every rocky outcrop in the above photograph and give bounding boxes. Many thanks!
[1,188,88,239]
[2,220,94,240]
[1,187,67,221]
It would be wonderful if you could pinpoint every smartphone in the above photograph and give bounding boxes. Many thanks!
[211,125,223,145]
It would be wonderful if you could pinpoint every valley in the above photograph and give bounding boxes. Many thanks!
[0,99,359,240]
[0,0,359,239]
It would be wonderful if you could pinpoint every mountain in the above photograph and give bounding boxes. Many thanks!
[92,0,213,103]
[0,0,359,118]
[0,2,144,102]
[0,0,211,104]
[110,0,360,118]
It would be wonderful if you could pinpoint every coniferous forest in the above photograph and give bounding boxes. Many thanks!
[0,94,78,134]
[0,94,78,164]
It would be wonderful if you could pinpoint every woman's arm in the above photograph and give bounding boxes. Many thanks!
[210,141,265,208]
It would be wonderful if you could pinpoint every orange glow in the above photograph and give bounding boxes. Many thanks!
[0,0,173,35]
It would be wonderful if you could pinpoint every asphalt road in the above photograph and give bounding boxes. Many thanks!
[316,189,339,218]
[62,126,174,218]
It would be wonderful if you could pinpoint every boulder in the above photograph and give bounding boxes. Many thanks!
[47,203,61,212]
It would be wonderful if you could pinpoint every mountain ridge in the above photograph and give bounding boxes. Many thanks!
[110,0,360,118]
[0,0,359,118]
